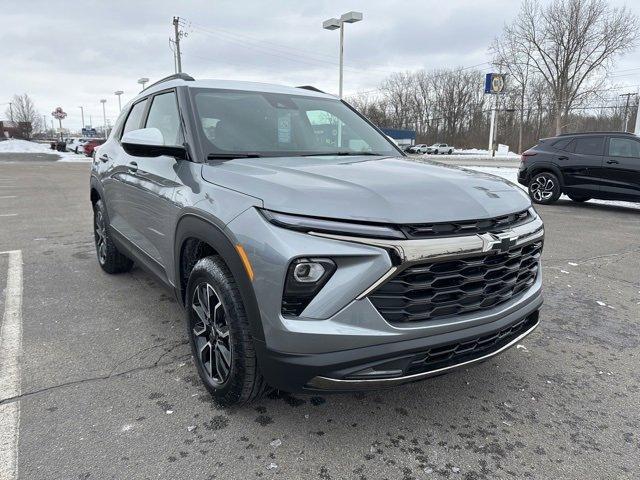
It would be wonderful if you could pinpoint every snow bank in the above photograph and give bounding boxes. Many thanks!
[0,139,89,162]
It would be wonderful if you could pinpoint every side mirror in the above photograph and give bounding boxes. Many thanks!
[121,127,188,160]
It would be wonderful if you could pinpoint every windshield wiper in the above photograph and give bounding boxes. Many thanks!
[207,153,263,160]
[302,151,384,157]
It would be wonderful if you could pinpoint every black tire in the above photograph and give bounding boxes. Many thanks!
[434,149,439,155]
[93,199,134,274]
[448,149,453,154]
[528,172,561,204]
[186,256,269,406]
[567,194,591,203]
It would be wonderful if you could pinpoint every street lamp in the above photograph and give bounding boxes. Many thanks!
[114,91,124,111]
[78,106,85,129]
[100,99,107,137]
[137,77,149,91]
[322,11,363,99]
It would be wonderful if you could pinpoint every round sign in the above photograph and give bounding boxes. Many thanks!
[491,75,505,93]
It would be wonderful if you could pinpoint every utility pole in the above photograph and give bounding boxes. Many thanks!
[620,92,638,132]
[114,91,124,111]
[173,16,183,73]
[78,106,85,129]
[9,102,13,122]
[100,99,107,137]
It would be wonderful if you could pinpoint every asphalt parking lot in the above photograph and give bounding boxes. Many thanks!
[1,154,639,480]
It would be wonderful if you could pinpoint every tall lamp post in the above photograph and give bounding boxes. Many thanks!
[114,91,124,112]
[137,77,149,91]
[100,99,107,137]
[322,11,363,99]
[78,106,85,130]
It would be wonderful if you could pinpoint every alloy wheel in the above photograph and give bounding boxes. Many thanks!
[94,209,107,264]
[530,175,555,202]
[191,282,232,385]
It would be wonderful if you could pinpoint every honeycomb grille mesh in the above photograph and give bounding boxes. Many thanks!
[369,241,542,324]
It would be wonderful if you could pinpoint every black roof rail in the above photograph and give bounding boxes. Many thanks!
[143,73,195,91]
[296,85,325,93]
[557,131,636,136]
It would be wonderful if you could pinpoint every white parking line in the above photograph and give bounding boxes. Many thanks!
[0,214,18,218]
[0,197,17,199]
[0,250,23,480]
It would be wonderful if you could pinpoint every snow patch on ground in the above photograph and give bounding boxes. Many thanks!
[465,166,640,211]
[0,139,90,162]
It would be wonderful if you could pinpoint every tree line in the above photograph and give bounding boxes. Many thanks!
[348,0,639,152]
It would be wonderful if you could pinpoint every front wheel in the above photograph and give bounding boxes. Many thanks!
[186,256,269,406]
[528,172,561,204]
[448,149,453,154]
[434,149,439,155]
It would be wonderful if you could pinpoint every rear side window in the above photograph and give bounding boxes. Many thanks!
[574,136,604,155]
[145,91,183,146]
[122,100,148,136]
[553,138,572,150]
[608,137,640,158]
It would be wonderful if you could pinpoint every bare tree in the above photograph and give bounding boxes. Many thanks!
[5,94,42,139]
[497,0,638,134]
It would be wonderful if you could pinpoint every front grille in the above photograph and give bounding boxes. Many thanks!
[400,209,531,239]
[369,240,542,324]
[404,311,539,376]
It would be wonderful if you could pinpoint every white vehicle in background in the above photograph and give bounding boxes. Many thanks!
[409,144,427,153]
[69,138,91,154]
[425,143,454,155]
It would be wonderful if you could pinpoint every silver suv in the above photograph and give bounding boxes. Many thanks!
[90,74,544,405]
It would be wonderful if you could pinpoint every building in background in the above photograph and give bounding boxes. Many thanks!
[380,128,416,147]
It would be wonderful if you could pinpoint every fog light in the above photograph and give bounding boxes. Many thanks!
[282,258,336,316]
[293,261,326,282]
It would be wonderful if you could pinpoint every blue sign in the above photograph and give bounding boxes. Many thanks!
[485,73,506,94]
[82,127,98,137]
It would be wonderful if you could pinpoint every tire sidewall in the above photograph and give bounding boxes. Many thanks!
[185,258,251,404]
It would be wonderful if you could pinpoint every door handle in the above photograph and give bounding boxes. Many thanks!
[99,153,110,163]
[557,156,568,161]
[128,161,138,173]
[606,159,619,165]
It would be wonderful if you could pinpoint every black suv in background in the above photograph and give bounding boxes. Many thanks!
[518,132,640,204]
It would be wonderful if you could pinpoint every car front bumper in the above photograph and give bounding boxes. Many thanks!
[225,207,544,392]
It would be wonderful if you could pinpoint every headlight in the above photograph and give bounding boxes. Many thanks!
[260,209,405,240]
[282,258,336,316]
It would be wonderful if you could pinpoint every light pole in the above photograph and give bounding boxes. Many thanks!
[114,91,124,111]
[78,106,85,130]
[322,11,363,99]
[100,99,107,137]
[137,77,149,91]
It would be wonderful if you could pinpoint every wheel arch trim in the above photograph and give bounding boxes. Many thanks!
[173,212,265,342]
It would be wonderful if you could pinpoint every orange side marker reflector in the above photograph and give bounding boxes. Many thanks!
[235,244,254,281]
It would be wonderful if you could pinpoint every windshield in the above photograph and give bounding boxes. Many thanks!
[191,88,399,157]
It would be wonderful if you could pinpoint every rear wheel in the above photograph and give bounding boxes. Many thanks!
[567,194,591,202]
[434,149,439,155]
[448,149,453,154]
[186,256,269,406]
[528,172,561,204]
[93,200,133,273]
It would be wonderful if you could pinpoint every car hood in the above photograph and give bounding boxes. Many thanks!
[200,155,531,224]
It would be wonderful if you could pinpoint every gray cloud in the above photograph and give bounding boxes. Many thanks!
[1,0,638,129]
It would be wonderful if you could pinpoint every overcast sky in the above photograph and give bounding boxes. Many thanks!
[2,0,639,130]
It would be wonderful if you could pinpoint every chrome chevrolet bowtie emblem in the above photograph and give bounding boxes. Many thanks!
[481,231,518,253]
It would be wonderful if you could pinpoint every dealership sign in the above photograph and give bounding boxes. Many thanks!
[51,107,67,120]
[484,73,506,94]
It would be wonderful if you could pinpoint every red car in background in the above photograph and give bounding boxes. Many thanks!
[83,139,106,157]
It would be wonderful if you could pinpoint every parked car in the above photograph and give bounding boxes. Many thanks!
[90,74,544,405]
[425,143,454,154]
[518,131,640,204]
[83,139,106,157]
[408,144,427,153]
